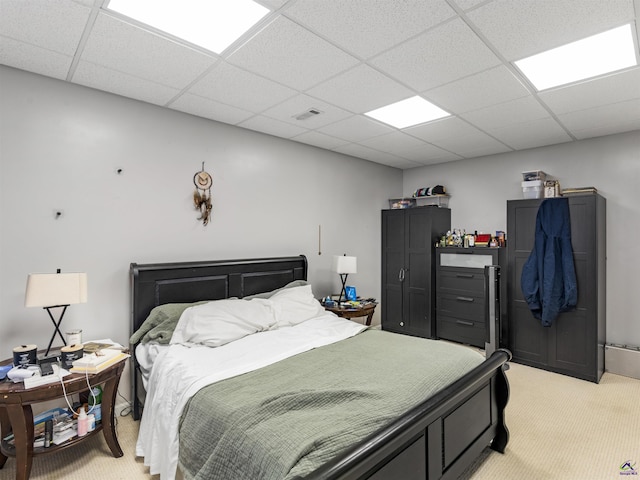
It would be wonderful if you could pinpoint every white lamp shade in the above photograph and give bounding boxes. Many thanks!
[332,255,357,274]
[25,272,88,307]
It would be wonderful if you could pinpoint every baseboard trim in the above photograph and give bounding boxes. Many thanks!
[605,344,640,380]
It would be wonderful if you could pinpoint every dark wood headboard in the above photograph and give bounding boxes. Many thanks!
[129,255,307,419]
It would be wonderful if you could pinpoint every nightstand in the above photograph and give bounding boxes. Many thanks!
[324,302,377,326]
[0,354,126,480]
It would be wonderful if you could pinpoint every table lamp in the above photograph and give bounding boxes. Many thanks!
[25,269,87,356]
[332,255,357,303]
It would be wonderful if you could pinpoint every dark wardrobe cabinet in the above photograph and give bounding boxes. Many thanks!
[506,194,606,383]
[382,207,451,338]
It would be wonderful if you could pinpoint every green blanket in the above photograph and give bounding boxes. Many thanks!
[178,329,484,480]
[129,301,208,345]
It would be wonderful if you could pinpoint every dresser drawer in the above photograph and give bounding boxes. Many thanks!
[437,269,485,296]
[436,293,485,321]
[437,314,486,348]
[438,251,496,269]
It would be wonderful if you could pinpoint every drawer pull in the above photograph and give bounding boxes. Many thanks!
[455,273,475,278]
[456,320,474,327]
[456,296,475,302]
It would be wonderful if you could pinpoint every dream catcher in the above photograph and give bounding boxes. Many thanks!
[193,163,213,226]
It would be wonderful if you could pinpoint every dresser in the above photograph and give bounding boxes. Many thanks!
[435,247,505,348]
[506,195,606,382]
[381,207,451,338]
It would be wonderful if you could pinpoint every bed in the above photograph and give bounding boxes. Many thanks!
[129,255,510,480]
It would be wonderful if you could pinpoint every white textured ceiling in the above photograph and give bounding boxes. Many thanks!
[1,0,639,169]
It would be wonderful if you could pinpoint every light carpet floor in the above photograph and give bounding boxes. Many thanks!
[2,362,638,480]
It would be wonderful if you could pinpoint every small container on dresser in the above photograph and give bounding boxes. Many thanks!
[435,247,506,348]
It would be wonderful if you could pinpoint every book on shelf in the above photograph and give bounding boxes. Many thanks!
[70,349,129,374]
[2,407,70,447]
[562,186,597,196]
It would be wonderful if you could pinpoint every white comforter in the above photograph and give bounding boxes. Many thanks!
[136,313,367,479]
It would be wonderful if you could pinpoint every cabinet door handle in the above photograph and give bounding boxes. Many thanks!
[398,268,405,282]
[456,320,474,326]
[456,273,474,278]
[456,296,475,302]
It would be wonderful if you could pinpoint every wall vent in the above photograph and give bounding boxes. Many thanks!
[293,108,323,121]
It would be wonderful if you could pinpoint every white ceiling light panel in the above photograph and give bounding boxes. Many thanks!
[365,96,450,129]
[106,0,270,54]
[515,24,638,91]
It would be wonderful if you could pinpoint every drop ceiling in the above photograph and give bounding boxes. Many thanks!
[1,0,639,169]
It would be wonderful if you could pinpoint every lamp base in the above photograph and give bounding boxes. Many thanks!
[44,305,69,357]
[338,273,349,303]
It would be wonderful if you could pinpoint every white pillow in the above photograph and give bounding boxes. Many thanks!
[269,284,325,328]
[170,298,276,347]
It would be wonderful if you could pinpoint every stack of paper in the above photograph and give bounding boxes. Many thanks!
[70,348,129,374]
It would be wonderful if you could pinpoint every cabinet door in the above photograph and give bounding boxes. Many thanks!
[381,210,405,333]
[507,200,548,365]
[548,197,598,380]
[404,209,436,337]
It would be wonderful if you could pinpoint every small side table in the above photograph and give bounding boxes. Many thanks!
[0,355,126,480]
[325,303,377,326]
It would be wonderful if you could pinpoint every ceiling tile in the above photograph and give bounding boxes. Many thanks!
[73,61,180,106]
[489,117,572,150]
[317,115,395,143]
[451,0,489,11]
[462,96,550,131]
[360,131,431,155]
[290,131,350,150]
[227,16,359,90]
[238,115,309,139]
[306,64,414,114]
[558,99,640,139]
[406,116,511,157]
[371,18,501,91]
[186,61,297,113]
[0,0,92,55]
[260,94,352,128]
[170,93,255,125]
[334,144,421,169]
[79,12,216,89]
[0,37,72,80]
[539,68,640,115]
[284,0,456,59]
[467,0,636,60]
[361,132,462,163]
[424,66,531,114]
[407,147,464,165]
[258,0,290,9]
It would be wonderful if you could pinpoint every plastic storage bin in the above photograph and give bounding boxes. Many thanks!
[522,170,547,182]
[522,180,543,199]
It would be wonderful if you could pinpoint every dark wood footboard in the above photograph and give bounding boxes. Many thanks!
[302,348,511,480]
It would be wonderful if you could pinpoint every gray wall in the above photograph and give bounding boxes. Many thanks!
[1,64,638,398]
[404,130,640,347]
[0,66,401,398]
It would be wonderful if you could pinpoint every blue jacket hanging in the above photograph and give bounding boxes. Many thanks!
[521,197,577,327]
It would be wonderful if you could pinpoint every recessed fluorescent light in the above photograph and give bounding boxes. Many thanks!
[365,96,450,129]
[106,0,270,54]
[515,24,638,91]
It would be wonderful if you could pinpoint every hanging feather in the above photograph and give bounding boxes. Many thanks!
[193,166,213,225]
